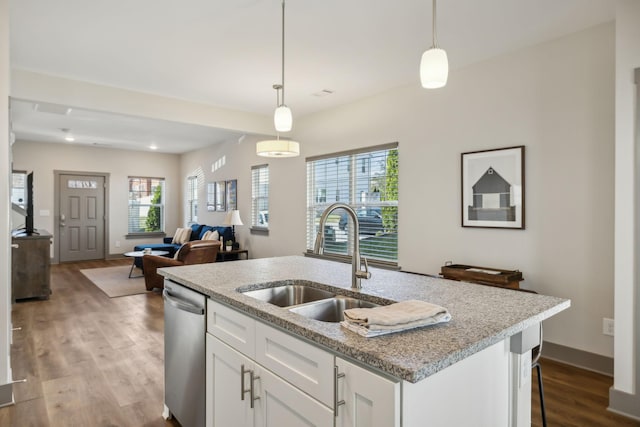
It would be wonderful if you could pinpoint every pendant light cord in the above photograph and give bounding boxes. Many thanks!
[432,0,438,48]
[280,0,286,106]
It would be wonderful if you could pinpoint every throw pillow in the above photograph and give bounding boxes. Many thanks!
[202,230,220,241]
[172,227,192,244]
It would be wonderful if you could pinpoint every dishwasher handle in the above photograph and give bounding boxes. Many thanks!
[163,289,205,315]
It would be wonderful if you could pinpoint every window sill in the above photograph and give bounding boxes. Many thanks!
[126,232,166,239]
[250,227,269,236]
[303,251,399,271]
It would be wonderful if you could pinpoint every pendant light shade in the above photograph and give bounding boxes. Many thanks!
[256,139,300,158]
[420,0,448,89]
[420,47,448,88]
[274,105,292,132]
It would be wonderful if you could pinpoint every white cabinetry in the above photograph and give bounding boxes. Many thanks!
[335,357,400,427]
[206,334,333,427]
[205,299,400,427]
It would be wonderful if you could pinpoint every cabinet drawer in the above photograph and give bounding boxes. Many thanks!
[207,299,255,358]
[255,322,334,407]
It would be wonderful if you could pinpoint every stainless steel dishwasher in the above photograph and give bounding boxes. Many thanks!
[163,280,206,427]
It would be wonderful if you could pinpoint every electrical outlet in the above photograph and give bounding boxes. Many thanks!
[115,240,121,248]
[603,318,614,336]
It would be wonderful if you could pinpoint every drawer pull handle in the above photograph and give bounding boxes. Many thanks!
[250,370,260,409]
[334,366,345,417]
[241,364,251,401]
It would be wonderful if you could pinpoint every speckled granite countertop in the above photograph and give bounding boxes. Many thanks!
[159,256,570,383]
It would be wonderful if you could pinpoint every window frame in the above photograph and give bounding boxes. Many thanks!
[187,175,198,224]
[305,143,399,269]
[251,164,269,234]
[127,176,166,237]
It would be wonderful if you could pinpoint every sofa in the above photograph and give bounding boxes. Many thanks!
[142,240,221,290]
[133,223,233,269]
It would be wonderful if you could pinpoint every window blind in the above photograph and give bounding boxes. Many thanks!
[306,144,398,265]
[187,175,198,224]
[252,164,269,228]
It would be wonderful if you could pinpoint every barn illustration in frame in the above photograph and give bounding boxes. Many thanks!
[461,146,525,229]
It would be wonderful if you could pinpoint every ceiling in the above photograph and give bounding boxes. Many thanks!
[9,0,615,153]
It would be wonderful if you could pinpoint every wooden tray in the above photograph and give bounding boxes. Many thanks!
[440,264,523,289]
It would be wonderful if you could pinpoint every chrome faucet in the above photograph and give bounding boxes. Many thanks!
[313,203,371,289]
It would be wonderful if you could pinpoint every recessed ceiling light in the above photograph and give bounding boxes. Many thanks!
[61,128,75,142]
[150,145,158,150]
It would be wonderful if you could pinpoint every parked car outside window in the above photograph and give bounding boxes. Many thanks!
[338,207,383,235]
[258,210,269,227]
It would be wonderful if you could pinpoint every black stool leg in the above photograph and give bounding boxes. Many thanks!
[535,362,547,427]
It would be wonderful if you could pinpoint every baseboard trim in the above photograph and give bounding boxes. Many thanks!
[609,387,640,420]
[541,341,613,376]
[0,382,13,407]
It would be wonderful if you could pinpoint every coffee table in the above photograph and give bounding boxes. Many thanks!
[123,250,169,278]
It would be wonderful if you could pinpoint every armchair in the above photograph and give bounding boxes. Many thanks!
[142,240,221,291]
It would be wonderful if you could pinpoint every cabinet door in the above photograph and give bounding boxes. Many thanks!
[336,357,400,427]
[255,365,333,427]
[206,334,256,427]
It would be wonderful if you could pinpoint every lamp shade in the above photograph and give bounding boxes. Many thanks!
[256,139,300,157]
[224,210,244,226]
[274,105,293,132]
[420,47,448,89]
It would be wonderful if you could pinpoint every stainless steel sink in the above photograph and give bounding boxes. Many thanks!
[289,296,380,323]
[241,284,335,307]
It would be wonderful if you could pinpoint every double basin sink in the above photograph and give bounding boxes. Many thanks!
[240,282,384,323]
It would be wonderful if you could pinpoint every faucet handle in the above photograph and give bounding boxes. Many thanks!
[356,257,372,280]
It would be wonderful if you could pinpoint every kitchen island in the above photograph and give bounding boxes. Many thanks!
[160,255,569,427]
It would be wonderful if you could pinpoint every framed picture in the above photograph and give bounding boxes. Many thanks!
[206,182,216,212]
[461,146,525,229]
[226,179,237,211]
[215,181,226,211]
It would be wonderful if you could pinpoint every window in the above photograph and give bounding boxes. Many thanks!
[251,164,269,229]
[187,175,198,224]
[306,143,398,266]
[128,177,165,234]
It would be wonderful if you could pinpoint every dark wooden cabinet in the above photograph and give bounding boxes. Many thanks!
[11,230,52,301]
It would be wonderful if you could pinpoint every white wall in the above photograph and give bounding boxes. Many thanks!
[11,140,182,256]
[612,0,640,410]
[290,23,614,357]
[0,0,12,404]
[180,134,308,259]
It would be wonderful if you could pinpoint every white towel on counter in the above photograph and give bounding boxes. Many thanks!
[341,299,451,338]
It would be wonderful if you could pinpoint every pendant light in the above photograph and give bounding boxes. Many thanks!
[420,0,448,89]
[257,0,299,158]
[274,0,292,132]
[256,84,300,157]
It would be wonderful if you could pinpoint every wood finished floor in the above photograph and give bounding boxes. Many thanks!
[0,259,638,426]
[0,258,179,427]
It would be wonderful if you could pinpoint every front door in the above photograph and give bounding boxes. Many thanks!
[59,173,105,262]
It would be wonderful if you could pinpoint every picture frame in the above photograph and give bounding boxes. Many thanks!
[206,182,216,212]
[226,179,237,211]
[215,181,226,212]
[461,146,525,229]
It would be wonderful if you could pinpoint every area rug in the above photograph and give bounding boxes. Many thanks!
[80,265,147,298]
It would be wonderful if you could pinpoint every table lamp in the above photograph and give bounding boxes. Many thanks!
[224,210,244,242]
